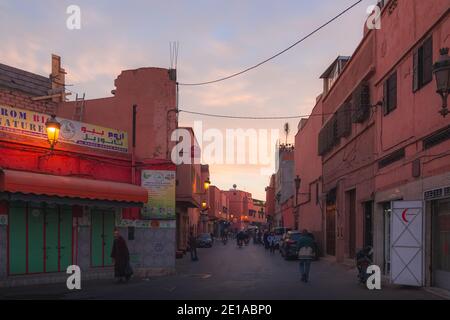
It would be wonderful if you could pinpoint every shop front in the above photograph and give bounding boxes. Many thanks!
[0,168,148,284]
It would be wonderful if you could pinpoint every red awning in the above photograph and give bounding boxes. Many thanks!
[0,169,148,204]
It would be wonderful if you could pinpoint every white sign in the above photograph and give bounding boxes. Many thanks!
[391,201,423,286]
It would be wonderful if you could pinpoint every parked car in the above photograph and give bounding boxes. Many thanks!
[280,231,302,259]
[197,233,213,248]
[273,227,291,249]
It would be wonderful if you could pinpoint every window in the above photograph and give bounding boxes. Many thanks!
[413,36,433,92]
[383,71,397,115]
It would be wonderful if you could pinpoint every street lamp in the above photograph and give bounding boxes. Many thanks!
[275,192,281,204]
[204,177,211,191]
[201,200,207,209]
[45,115,61,150]
[433,47,450,117]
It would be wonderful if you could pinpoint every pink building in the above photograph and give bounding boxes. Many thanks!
[369,0,450,289]
[294,99,324,252]
[265,174,276,230]
[295,0,449,290]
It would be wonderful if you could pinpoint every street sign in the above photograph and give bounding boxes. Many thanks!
[390,201,423,286]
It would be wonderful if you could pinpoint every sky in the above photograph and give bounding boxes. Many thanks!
[0,0,375,200]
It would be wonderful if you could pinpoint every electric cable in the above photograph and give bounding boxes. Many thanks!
[178,0,363,86]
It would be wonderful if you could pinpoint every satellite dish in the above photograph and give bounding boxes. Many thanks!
[233,184,237,189]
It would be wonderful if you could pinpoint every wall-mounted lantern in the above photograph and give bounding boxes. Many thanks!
[45,115,61,150]
[433,48,450,117]
[204,177,211,191]
[275,192,281,204]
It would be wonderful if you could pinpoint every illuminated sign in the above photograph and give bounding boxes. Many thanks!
[0,105,128,153]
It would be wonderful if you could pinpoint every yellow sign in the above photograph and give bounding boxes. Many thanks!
[0,105,128,153]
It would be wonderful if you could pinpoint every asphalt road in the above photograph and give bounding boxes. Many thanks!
[0,241,441,300]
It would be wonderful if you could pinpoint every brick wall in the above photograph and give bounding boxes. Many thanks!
[0,88,57,115]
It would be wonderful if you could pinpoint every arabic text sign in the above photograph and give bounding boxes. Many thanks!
[0,105,128,153]
[141,170,176,220]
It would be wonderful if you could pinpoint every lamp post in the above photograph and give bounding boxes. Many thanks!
[433,47,450,117]
[45,115,61,150]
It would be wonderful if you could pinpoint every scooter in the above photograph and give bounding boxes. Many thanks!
[356,246,373,285]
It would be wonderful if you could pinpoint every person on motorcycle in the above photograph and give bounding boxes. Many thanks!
[237,230,245,247]
[356,246,373,283]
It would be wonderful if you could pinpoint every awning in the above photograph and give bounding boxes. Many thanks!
[0,169,148,204]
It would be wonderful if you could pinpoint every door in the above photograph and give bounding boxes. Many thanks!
[326,205,336,256]
[103,213,115,266]
[91,210,115,267]
[347,190,356,258]
[8,202,26,275]
[383,202,391,275]
[391,201,423,286]
[45,207,59,273]
[364,201,373,248]
[8,202,73,274]
[59,206,73,271]
[432,199,450,290]
[28,206,44,273]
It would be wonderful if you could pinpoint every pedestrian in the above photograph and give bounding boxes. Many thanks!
[111,228,133,283]
[297,229,315,283]
[189,232,199,261]
[263,231,269,250]
[268,232,276,253]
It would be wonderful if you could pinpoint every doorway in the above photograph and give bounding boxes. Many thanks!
[8,202,73,275]
[432,198,450,290]
[91,209,115,267]
[364,201,374,248]
[346,189,356,258]
[382,202,391,275]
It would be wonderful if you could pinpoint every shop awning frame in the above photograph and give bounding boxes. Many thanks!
[0,169,148,205]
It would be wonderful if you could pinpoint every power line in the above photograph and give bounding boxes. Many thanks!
[178,108,371,120]
[178,0,363,86]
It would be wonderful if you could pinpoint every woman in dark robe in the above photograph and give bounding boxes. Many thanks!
[111,228,131,282]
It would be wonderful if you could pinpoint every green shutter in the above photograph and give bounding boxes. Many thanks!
[9,202,27,275]
[91,210,104,267]
[28,206,44,273]
[59,206,73,271]
[45,208,59,272]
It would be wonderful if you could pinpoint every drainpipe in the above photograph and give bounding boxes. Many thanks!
[132,104,137,184]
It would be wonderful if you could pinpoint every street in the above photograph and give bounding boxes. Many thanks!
[0,241,440,300]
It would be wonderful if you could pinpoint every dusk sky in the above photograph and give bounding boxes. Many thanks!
[0,0,375,199]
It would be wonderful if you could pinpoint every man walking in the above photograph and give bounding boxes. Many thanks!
[297,229,315,283]
[189,232,199,261]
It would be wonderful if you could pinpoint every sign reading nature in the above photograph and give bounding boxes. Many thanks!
[141,170,176,220]
[0,105,128,153]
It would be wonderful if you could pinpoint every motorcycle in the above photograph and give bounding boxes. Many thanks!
[237,239,243,248]
[356,246,373,285]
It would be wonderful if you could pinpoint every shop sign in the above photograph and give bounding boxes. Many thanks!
[140,170,176,220]
[0,105,128,153]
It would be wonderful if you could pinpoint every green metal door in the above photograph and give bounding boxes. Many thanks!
[45,207,59,273]
[59,206,73,271]
[91,210,104,267]
[9,202,27,275]
[91,210,115,267]
[103,212,115,266]
[28,206,44,273]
